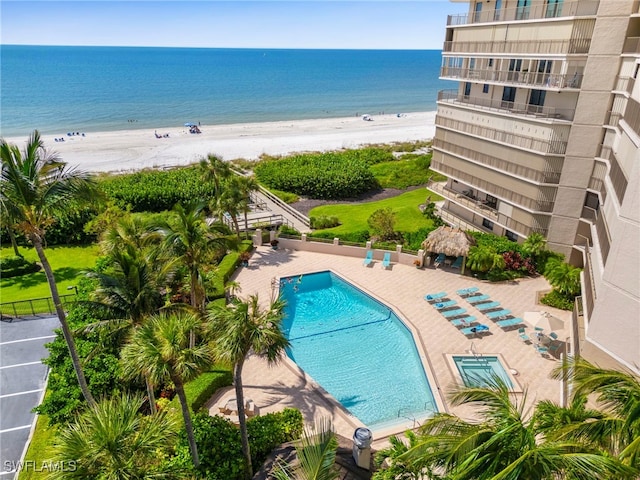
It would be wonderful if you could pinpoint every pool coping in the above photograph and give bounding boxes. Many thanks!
[444,353,524,394]
[278,269,448,440]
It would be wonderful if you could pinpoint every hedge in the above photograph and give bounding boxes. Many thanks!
[0,255,41,278]
[169,368,233,413]
[208,241,254,299]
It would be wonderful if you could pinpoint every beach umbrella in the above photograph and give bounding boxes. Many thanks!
[524,311,565,334]
[184,122,196,127]
[421,225,477,257]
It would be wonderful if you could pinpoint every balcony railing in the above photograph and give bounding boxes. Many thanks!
[583,243,595,318]
[432,137,562,184]
[623,37,640,53]
[622,96,640,138]
[440,66,583,90]
[608,152,629,205]
[438,89,575,122]
[427,179,499,220]
[613,76,636,95]
[594,210,611,265]
[443,38,592,55]
[446,0,599,26]
[431,160,556,213]
[604,111,622,128]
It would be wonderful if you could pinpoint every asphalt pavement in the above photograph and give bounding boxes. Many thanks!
[0,316,58,479]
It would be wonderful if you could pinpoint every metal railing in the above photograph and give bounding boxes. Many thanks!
[613,76,636,95]
[446,0,599,26]
[437,89,575,122]
[440,66,583,90]
[258,186,311,228]
[443,38,592,55]
[223,212,293,231]
[1,294,77,320]
[427,180,499,220]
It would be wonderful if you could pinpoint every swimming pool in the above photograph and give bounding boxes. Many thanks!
[450,355,517,389]
[280,271,437,429]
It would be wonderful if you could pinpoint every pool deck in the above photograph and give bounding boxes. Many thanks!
[208,246,569,448]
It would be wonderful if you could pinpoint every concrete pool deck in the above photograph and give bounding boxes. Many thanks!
[208,246,569,448]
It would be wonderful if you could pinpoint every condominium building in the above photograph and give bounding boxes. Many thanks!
[430,0,640,373]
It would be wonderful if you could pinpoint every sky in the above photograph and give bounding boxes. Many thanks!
[0,1,468,50]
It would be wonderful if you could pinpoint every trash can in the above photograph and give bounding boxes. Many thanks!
[352,427,372,470]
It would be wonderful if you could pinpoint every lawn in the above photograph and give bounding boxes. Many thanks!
[369,156,444,189]
[309,188,443,236]
[1,245,100,304]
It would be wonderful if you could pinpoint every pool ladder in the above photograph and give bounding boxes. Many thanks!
[397,403,432,428]
[467,341,483,359]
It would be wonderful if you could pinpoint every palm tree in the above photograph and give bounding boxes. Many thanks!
[544,257,582,296]
[398,379,636,479]
[214,181,244,239]
[466,246,505,273]
[521,232,547,259]
[199,153,231,198]
[163,202,232,311]
[551,357,640,469]
[231,174,260,238]
[207,294,290,479]
[1,131,98,406]
[50,393,180,479]
[373,430,430,480]
[274,418,340,480]
[120,311,214,468]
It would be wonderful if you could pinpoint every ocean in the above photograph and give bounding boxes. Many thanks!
[1,45,447,138]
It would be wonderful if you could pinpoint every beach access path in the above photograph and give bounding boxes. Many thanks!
[3,112,436,173]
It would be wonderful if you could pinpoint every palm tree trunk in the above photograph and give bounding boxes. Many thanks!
[32,238,96,407]
[7,227,21,257]
[172,374,200,468]
[243,211,249,240]
[234,359,253,479]
[232,217,241,240]
[145,376,157,414]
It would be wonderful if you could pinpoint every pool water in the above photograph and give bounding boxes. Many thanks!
[453,355,513,388]
[280,271,437,429]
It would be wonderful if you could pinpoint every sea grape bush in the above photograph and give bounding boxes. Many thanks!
[99,167,217,212]
[255,151,378,199]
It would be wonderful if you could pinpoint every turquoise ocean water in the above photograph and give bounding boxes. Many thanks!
[1,45,447,138]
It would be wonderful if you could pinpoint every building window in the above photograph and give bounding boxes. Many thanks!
[474,2,483,22]
[485,194,497,209]
[482,218,494,230]
[464,82,472,97]
[488,58,494,67]
[502,86,516,107]
[528,89,546,113]
[494,0,502,21]
[545,0,563,18]
[516,0,531,20]
[506,230,518,242]
[483,84,489,93]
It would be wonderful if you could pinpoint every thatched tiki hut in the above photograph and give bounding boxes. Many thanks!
[421,226,477,273]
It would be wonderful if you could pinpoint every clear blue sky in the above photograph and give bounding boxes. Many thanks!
[1,1,468,50]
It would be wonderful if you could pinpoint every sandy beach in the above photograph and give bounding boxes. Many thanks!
[4,112,436,173]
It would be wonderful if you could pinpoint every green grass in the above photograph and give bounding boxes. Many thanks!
[309,188,443,236]
[0,245,100,304]
[369,156,440,189]
[18,408,57,480]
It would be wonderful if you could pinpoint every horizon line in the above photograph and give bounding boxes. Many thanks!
[1,43,443,51]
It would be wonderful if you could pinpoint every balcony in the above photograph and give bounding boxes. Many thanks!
[427,179,499,220]
[443,38,591,55]
[446,0,599,26]
[437,89,575,122]
[613,76,636,95]
[622,37,640,53]
[440,66,583,90]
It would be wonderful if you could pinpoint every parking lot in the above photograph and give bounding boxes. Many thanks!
[0,316,58,479]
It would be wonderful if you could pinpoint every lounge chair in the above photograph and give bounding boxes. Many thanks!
[451,256,463,269]
[451,316,477,327]
[424,292,447,302]
[381,251,391,269]
[461,324,490,336]
[434,300,457,310]
[434,253,446,268]
[476,301,501,311]
[442,308,467,318]
[535,345,549,356]
[456,286,480,296]
[363,250,374,266]
[548,342,562,355]
[467,294,490,304]
[548,332,559,340]
[518,327,530,342]
[485,309,511,319]
[496,317,524,329]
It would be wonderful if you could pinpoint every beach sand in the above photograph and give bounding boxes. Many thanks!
[3,111,436,173]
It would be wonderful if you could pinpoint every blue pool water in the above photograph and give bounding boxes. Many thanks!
[280,271,437,429]
[453,356,513,388]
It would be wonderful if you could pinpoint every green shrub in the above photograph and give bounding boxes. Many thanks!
[540,289,575,311]
[248,408,304,470]
[268,188,300,204]
[208,241,254,299]
[255,151,378,200]
[310,215,340,229]
[184,370,233,412]
[0,255,40,277]
[309,230,370,243]
[279,225,300,236]
[99,167,217,212]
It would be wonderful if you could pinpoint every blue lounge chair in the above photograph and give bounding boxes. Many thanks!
[456,286,479,296]
[549,332,559,340]
[451,316,477,327]
[535,345,549,356]
[424,292,447,302]
[434,300,457,310]
[434,253,446,268]
[442,308,467,318]
[486,309,511,319]
[497,317,524,329]
[363,250,373,266]
[381,251,391,269]
[461,324,490,336]
[518,327,530,342]
[451,256,463,269]
[467,294,490,304]
[476,301,501,311]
